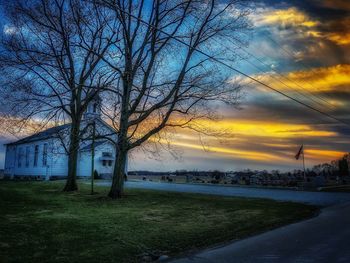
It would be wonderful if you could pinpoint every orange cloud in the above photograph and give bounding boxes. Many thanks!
[191,119,337,138]
[151,133,345,164]
[326,32,350,46]
[147,117,342,165]
[154,138,285,162]
[305,149,345,160]
[251,64,350,101]
[306,29,350,46]
[254,7,350,46]
[286,64,350,92]
[255,7,318,28]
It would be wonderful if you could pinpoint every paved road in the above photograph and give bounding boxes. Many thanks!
[170,202,350,263]
[97,181,350,206]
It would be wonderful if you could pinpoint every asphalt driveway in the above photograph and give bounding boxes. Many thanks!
[97,180,350,206]
[170,202,350,263]
[95,180,350,262]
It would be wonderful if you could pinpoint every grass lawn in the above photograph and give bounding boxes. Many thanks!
[0,181,318,263]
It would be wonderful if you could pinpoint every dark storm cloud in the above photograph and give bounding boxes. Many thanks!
[325,124,350,137]
[240,94,346,125]
[249,0,350,70]
[256,0,350,20]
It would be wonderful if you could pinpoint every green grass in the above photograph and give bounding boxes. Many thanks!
[0,181,318,263]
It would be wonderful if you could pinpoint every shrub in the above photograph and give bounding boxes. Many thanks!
[94,170,99,179]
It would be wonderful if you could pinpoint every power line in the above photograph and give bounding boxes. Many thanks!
[223,37,336,110]
[113,6,350,128]
[263,33,338,103]
[216,37,336,112]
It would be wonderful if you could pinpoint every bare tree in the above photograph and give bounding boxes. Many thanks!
[99,0,251,198]
[0,0,120,191]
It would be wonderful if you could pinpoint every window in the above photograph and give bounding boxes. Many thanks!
[34,145,39,167]
[25,146,30,167]
[102,152,112,157]
[108,160,112,167]
[93,103,97,113]
[102,160,107,166]
[43,143,48,166]
[18,147,23,167]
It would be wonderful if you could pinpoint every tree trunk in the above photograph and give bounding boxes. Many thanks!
[63,121,81,192]
[108,147,127,199]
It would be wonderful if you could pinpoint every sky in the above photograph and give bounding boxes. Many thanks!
[0,0,350,172]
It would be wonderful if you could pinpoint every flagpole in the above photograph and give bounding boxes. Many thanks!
[91,120,96,195]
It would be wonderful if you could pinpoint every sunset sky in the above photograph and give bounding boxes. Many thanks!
[1,0,349,171]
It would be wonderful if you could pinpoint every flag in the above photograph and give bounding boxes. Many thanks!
[295,145,303,160]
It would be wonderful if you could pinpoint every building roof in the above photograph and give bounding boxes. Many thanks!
[5,123,70,146]
[80,140,108,151]
[5,118,117,146]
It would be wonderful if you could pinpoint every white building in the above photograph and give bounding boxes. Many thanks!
[3,99,124,180]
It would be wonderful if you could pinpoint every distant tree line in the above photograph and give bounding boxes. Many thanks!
[312,153,350,177]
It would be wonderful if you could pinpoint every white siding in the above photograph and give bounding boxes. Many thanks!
[95,143,116,177]
[4,145,16,177]
[78,151,92,177]
[49,141,69,177]
[78,142,116,177]
[4,119,120,179]
[5,140,52,179]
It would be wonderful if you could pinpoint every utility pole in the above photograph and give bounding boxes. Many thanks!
[91,120,96,195]
[302,149,306,181]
